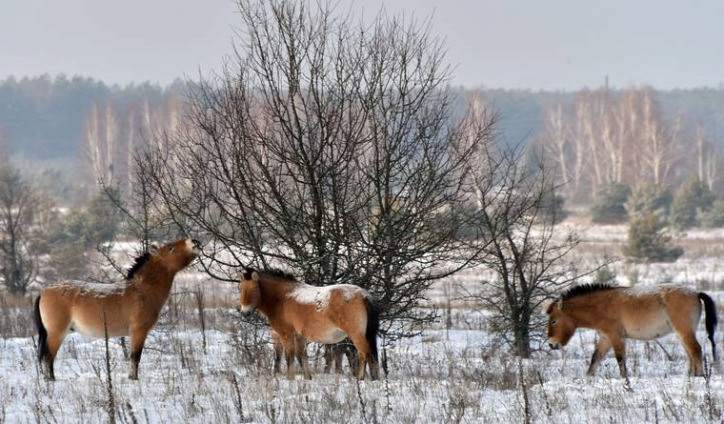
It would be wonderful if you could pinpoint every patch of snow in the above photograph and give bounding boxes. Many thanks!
[48,279,128,296]
[287,283,368,310]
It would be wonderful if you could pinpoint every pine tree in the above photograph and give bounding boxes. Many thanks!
[590,182,631,224]
[670,178,715,230]
[623,183,683,262]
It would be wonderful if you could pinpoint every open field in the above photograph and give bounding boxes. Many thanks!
[2,223,724,423]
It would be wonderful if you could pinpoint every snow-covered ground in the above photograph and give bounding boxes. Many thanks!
[2,318,722,423]
[2,225,724,423]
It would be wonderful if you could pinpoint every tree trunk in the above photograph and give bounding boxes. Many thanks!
[513,312,532,358]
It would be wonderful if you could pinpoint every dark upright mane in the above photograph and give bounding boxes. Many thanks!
[127,253,151,281]
[559,282,620,302]
[244,267,297,282]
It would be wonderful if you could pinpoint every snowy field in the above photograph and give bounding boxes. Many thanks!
[2,223,724,423]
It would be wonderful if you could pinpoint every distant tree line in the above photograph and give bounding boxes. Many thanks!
[0,74,186,160]
[2,75,724,189]
[538,87,724,201]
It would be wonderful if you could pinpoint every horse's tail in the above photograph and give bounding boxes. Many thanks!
[35,295,49,364]
[699,292,718,361]
[363,296,379,363]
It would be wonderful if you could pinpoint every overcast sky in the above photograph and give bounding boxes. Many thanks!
[2,0,723,90]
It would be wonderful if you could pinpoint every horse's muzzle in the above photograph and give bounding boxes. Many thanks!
[549,343,560,350]
[192,239,202,249]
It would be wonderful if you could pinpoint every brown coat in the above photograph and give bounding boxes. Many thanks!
[35,238,200,380]
[239,268,380,380]
[547,283,717,378]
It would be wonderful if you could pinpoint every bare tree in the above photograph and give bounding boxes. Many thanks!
[102,150,176,255]
[461,145,606,357]
[0,163,39,295]
[139,0,495,336]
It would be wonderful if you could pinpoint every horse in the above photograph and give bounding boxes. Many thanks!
[546,283,717,378]
[239,267,380,380]
[34,238,200,381]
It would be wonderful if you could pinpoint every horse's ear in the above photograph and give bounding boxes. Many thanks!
[149,246,160,257]
[242,268,255,280]
[546,299,563,314]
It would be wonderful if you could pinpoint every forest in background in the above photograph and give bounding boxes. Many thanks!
[1,74,724,205]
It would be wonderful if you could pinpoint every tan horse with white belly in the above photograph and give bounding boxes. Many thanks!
[239,268,380,380]
[547,283,717,378]
[35,238,200,380]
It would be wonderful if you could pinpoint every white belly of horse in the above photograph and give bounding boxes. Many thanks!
[313,327,347,344]
[71,318,128,338]
[625,319,673,340]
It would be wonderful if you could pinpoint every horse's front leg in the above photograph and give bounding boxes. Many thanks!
[271,332,283,374]
[129,326,150,380]
[587,335,612,376]
[611,337,628,379]
[278,333,297,379]
[293,335,311,379]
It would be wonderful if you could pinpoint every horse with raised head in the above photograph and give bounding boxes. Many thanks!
[34,238,200,380]
[547,283,717,378]
[239,268,380,380]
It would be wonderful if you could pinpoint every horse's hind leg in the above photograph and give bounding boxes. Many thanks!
[45,330,68,381]
[668,294,705,376]
[323,344,340,374]
[348,333,378,380]
[587,335,612,376]
[41,315,71,381]
[129,326,150,380]
[345,345,359,376]
[323,343,345,374]
[676,330,703,376]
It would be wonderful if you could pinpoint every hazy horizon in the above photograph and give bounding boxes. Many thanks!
[2,0,724,91]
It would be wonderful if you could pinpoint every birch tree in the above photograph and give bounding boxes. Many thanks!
[637,88,679,186]
[694,123,718,190]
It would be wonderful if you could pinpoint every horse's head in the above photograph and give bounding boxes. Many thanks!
[239,268,260,314]
[149,238,200,273]
[546,299,576,350]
